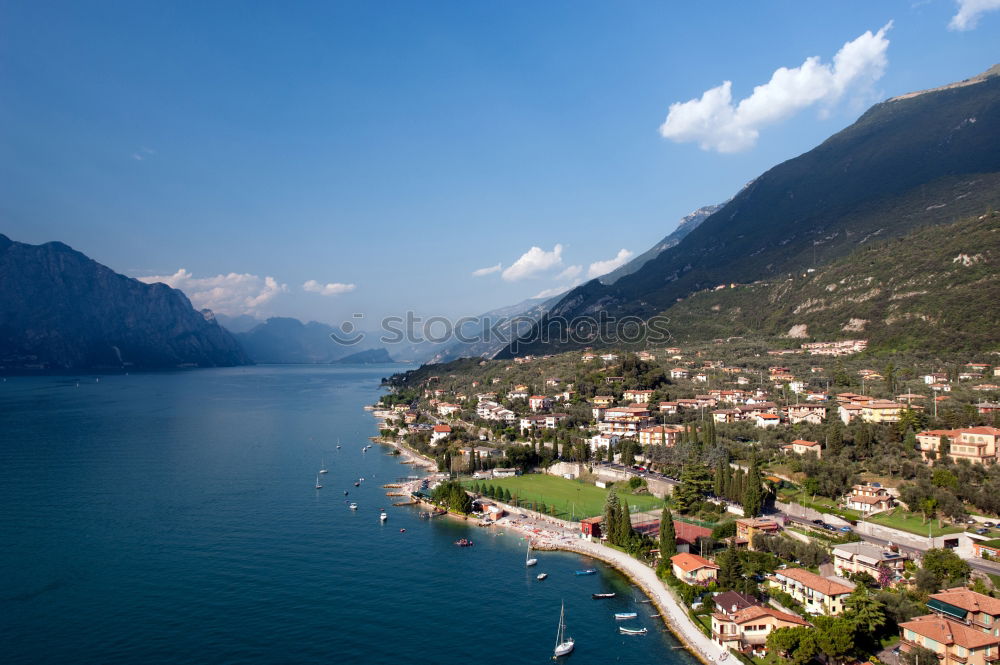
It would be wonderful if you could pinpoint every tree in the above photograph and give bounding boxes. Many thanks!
[921,548,970,591]
[845,588,885,634]
[603,490,623,545]
[673,463,712,514]
[618,500,635,546]
[715,546,745,592]
[901,645,939,665]
[766,627,817,665]
[659,507,677,558]
[812,615,856,665]
[742,457,764,517]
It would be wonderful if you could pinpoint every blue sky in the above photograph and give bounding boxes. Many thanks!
[1,1,997,326]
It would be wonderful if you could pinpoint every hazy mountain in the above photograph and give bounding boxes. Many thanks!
[234,317,358,364]
[498,64,1000,357]
[332,348,394,364]
[214,313,261,333]
[0,234,250,370]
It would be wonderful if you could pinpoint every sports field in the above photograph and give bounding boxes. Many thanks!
[463,473,664,520]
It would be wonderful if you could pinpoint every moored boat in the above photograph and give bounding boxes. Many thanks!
[454,538,474,547]
[614,612,638,620]
[349,502,358,510]
[592,592,616,599]
[379,510,388,522]
[574,569,597,576]
[619,626,647,635]
[553,601,574,657]
[537,573,548,581]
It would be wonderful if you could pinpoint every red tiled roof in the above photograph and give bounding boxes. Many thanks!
[671,552,719,572]
[776,568,853,596]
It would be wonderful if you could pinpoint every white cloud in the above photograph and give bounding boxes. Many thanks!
[949,0,1000,29]
[139,269,288,316]
[302,280,357,296]
[557,265,583,281]
[587,249,634,279]
[472,263,502,277]
[533,285,574,300]
[659,23,892,153]
[502,244,564,281]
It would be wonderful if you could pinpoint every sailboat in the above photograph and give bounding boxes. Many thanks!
[349,502,358,510]
[319,458,328,474]
[314,475,323,489]
[526,545,538,567]
[380,510,388,522]
[553,601,574,657]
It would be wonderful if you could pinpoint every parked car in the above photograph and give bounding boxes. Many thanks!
[976,528,989,535]
[968,518,978,524]
[986,522,996,528]
[812,519,824,525]
[839,526,852,532]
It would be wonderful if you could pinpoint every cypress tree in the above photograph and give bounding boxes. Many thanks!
[659,507,677,557]
[742,457,764,518]
[618,500,634,546]
[604,490,622,545]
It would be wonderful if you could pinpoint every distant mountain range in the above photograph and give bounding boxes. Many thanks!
[233,317,354,364]
[0,234,249,370]
[498,64,1000,357]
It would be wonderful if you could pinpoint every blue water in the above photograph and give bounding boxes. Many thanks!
[0,366,698,664]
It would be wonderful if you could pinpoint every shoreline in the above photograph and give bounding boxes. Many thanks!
[367,408,725,663]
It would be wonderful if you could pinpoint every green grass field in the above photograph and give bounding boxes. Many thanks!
[867,509,966,537]
[463,474,664,520]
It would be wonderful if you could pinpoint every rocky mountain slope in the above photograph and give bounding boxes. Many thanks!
[498,65,1000,357]
[0,234,250,370]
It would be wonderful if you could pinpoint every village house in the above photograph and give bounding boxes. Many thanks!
[528,395,553,412]
[974,384,1000,392]
[670,368,690,380]
[782,439,822,458]
[845,483,894,514]
[838,403,864,424]
[636,351,656,361]
[925,372,950,384]
[711,605,810,657]
[623,389,654,404]
[832,541,907,581]
[961,371,985,381]
[592,395,615,407]
[581,353,596,362]
[543,413,569,429]
[713,591,760,618]
[694,373,708,383]
[978,402,1000,415]
[600,353,619,362]
[638,424,683,447]
[670,552,719,584]
[918,427,1000,465]
[436,402,461,417]
[735,517,781,549]
[931,382,953,393]
[860,399,904,423]
[768,568,854,615]
[755,413,780,428]
[658,401,679,415]
[519,415,547,431]
[580,515,603,539]
[787,403,827,425]
[430,424,452,444]
[900,614,1000,665]
[712,409,738,424]
[589,433,620,450]
[800,339,868,355]
[972,539,1000,559]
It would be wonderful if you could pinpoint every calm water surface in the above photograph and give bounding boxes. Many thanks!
[0,365,699,665]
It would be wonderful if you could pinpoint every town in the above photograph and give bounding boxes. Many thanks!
[377,340,1000,665]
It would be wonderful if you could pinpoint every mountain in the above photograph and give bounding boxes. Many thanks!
[0,234,250,370]
[653,211,1000,354]
[234,317,357,364]
[498,65,1000,357]
[214,313,261,333]
[597,202,725,284]
[332,348,394,364]
[426,293,564,363]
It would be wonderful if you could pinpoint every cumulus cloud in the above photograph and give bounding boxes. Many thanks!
[502,244,564,281]
[949,0,1000,29]
[302,280,357,296]
[587,249,634,279]
[659,23,892,153]
[472,263,502,277]
[139,269,287,316]
[557,265,583,280]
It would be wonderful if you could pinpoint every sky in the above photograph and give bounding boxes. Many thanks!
[1,0,998,329]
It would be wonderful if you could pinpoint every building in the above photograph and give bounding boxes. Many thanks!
[845,484,894,514]
[592,395,615,407]
[900,614,1000,665]
[973,539,1000,559]
[782,439,822,458]
[711,605,810,657]
[860,399,904,423]
[670,368,690,380]
[832,541,907,581]
[528,395,553,412]
[623,389,654,404]
[638,424,683,447]
[735,517,781,549]
[755,413,780,428]
[430,424,452,444]
[927,587,1000,629]
[436,402,461,416]
[670,552,719,584]
[768,568,854,615]
[492,468,518,478]
[713,591,760,617]
[787,403,827,425]
[580,515,603,540]
[917,427,1000,465]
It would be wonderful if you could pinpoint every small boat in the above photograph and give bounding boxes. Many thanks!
[344,491,349,496]
[349,502,358,510]
[592,593,616,599]
[454,538,474,547]
[619,627,647,635]
[526,545,537,567]
[537,573,548,581]
[614,612,638,620]
[399,528,406,533]
[553,601,574,657]
[380,511,388,522]
[354,482,360,487]
[574,569,597,576]
[319,458,328,474]
[314,475,323,490]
